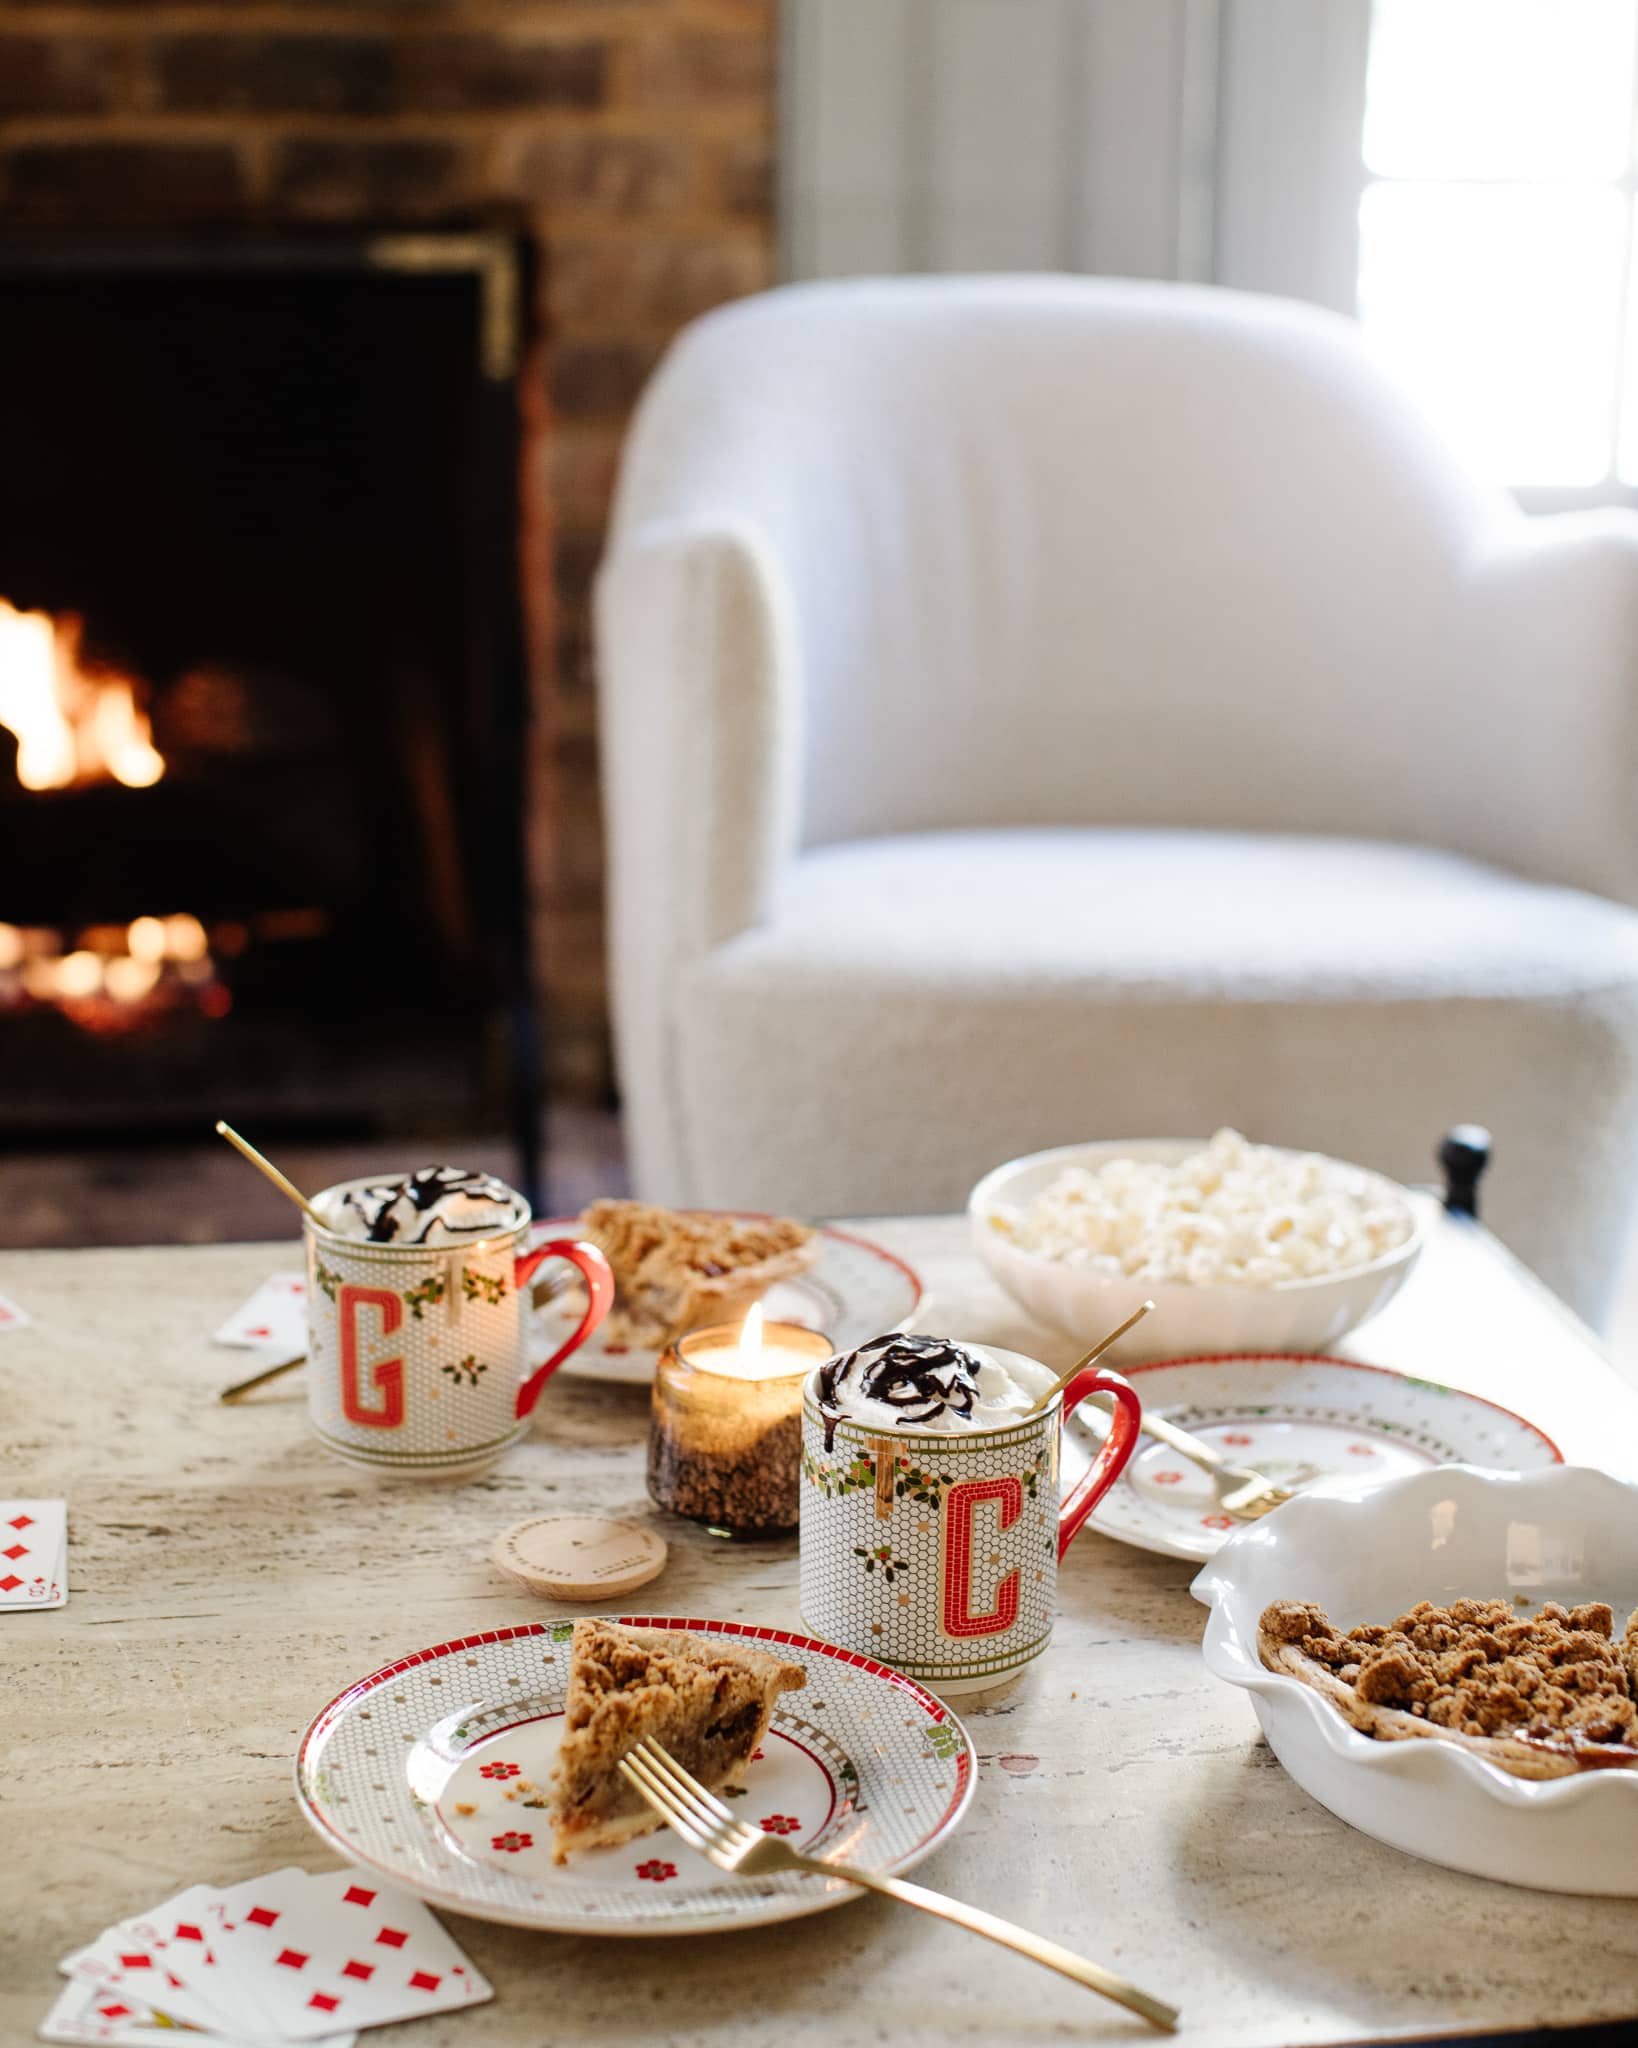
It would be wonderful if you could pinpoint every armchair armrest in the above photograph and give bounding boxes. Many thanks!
[1455,509,1638,906]
[594,522,800,1197]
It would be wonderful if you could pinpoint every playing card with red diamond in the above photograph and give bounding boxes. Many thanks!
[212,1272,306,1350]
[41,1968,352,2048]
[0,1497,66,1609]
[40,1974,194,2045]
[205,1868,492,2038]
[95,1880,241,2027]
[60,1880,353,2046]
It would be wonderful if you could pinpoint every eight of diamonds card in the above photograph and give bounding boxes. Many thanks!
[0,1498,66,1609]
[206,1869,492,2038]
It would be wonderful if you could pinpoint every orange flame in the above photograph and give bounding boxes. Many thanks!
[0,599,164,791]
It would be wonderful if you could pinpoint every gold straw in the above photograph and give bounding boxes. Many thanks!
[1022,1300,1155,1418]
[213,1120,324,1229]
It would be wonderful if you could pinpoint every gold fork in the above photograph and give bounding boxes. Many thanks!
[616,1739,1179,2031]
[1087,1392,1295,1519]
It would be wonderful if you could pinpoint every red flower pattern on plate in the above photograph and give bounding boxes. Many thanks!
[1200,1514,1234,1531]
[635,1859,677,1882]
[1153,1471,1183,1486]
[479,1760,520,1780]
[1221,1433,1253,1447]
[491,1831,532,1853]
[758,1814,801,1835]
[1347,1443,1377,1457]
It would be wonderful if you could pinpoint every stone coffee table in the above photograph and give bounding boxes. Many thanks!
[4,1199,1638,2048]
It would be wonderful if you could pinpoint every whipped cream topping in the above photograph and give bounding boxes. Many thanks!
[324,1166,523,1246]
[815,1334,1037,1441]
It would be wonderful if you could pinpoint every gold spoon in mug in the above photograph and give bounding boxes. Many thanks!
[213,1120,322,1402]
[1021,1299,1155,1419]
[214,1120,324,1228]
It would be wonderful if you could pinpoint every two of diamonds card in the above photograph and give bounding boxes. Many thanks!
[41,1868,492,2046]
[1,1499,66,1610]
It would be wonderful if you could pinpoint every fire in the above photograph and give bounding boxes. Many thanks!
[0,912,224,1031]
[0,598,164,791]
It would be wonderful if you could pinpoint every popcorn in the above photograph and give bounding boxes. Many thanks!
[989,1130,1412,1289]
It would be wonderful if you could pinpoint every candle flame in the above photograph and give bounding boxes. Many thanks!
[738,1301,764,1366]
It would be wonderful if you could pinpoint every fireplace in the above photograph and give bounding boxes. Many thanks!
[0,233,542,1198]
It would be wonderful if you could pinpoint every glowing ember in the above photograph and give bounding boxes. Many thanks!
[0,913,223,1031]
[0,598,164,791]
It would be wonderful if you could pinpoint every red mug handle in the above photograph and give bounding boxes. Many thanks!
[512,1237,615,1419]
[1056,1366,1142,1562]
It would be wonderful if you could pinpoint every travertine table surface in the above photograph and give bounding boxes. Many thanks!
[5,1204,1638,2048]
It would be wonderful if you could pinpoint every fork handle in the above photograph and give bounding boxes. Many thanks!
[1088,1389,1225,1474]
[793,1856,1178,2030]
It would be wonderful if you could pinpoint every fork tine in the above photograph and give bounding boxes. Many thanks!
[635,1739,742,1830]
[616,1754,715,1854]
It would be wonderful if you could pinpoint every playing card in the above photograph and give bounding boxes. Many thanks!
[0,1499,66,1609]
[213,1273,306,1350]
[41,1970,354,2047]
[208,1868,491,2038]
[84,1881,258,2034]
[39,1975,180,2044]
[0,1289,32,1331]
[60,1926,228,2035]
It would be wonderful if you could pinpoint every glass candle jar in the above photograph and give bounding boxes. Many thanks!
[647,1309,833,1535]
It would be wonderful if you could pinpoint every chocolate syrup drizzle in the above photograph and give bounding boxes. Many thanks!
[346,1166,516,1245]
[816,1334,984,1450]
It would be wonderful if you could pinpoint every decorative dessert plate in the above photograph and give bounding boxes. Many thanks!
[295,1617,975,1936]
[529,1218,922,1386]
[1066,1354,1561,1562]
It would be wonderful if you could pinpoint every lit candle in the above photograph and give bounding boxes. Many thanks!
[647,1305,833,1535]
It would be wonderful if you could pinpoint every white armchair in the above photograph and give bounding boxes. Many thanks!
[595,275,1638,1322]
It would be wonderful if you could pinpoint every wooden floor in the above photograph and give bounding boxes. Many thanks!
[0,1102,629,1249]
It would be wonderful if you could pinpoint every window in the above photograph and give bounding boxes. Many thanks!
[1358,0,1638,488]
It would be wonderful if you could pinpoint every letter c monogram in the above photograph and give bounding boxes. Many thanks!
[939,1476,1023,1639]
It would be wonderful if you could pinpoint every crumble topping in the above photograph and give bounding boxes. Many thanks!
[1261,1596,1638,1755]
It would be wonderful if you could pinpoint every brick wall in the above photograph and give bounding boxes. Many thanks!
[0,0,779,1098]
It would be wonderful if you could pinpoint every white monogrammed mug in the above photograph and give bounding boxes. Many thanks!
[799,1344,1141,1693]
[302,1178,613,1477]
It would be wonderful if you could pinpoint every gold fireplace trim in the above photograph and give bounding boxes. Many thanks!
[364,234,520,382]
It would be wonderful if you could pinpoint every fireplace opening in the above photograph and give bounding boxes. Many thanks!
[0,234,541,1197]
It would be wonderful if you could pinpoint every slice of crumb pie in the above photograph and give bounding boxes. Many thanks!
[1258,1595,1638,1778]
[576,1198,820,1348]
[548,1619,806,1862]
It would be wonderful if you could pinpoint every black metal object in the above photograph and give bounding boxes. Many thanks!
[1438,1124,1492,1217]
[0,231,544,1197]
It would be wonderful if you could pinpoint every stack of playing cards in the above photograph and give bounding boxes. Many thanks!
[214,1273,307,1361]
[42,1868,492,2045]
[2,1498,66,1610]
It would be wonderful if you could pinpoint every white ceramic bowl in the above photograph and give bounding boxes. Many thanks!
[1192,1465,1638,1894]
[967,1139,1421,1359]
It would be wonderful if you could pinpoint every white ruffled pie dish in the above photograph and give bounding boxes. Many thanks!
[1191,1465,1638,1894]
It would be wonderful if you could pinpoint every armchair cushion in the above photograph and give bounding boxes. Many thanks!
[673,829,1638,1319]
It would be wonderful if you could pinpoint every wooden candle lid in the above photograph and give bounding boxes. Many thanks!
[491,1514,667,1601]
